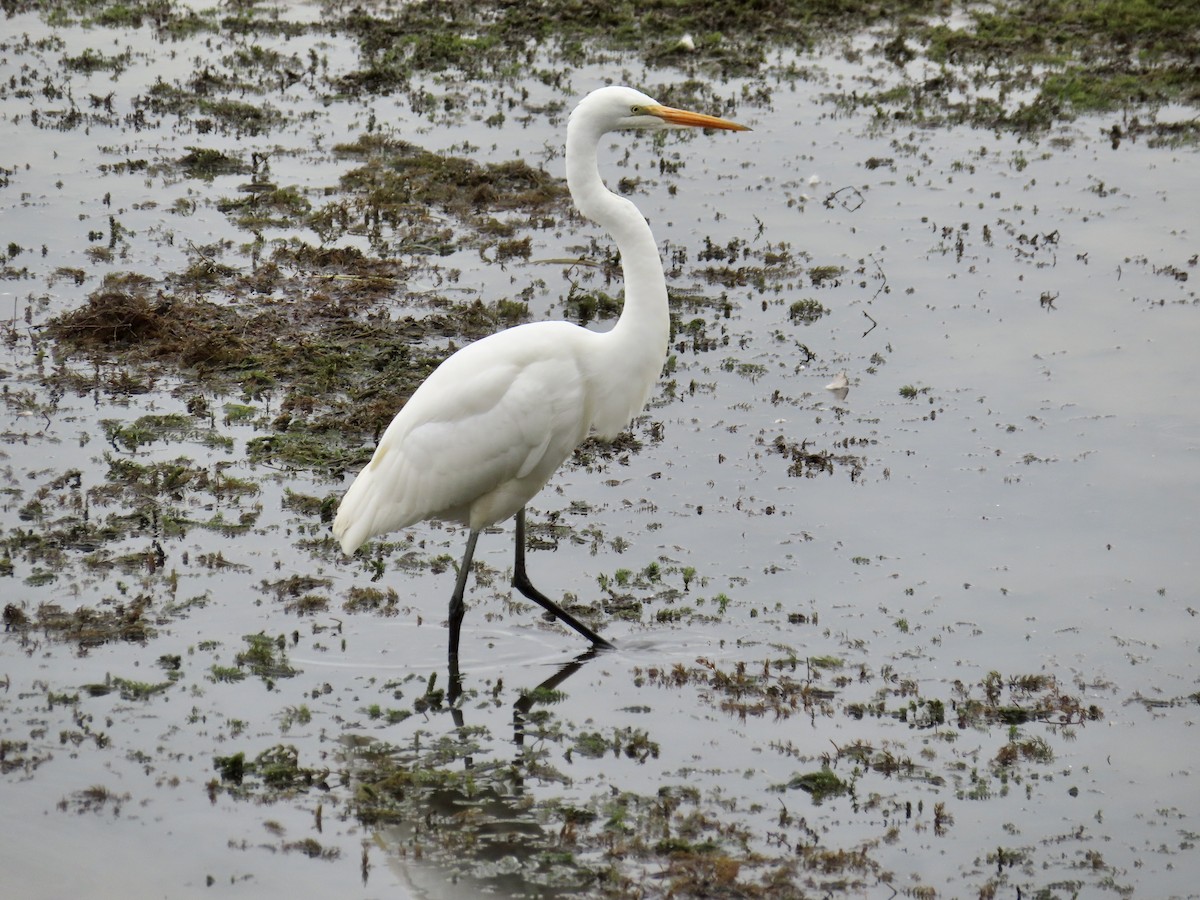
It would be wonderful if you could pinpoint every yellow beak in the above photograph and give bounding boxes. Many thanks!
[646,104,751,132]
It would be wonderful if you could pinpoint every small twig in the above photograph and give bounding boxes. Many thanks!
[861,310,877,338]
[867,252,889,301]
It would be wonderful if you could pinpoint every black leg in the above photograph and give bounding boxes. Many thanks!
[513,646,601,754]
[447,651,466,734]
[448,529,479,662]
[513,508,614,649]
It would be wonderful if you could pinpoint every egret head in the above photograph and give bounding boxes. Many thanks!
[572,85,750,135]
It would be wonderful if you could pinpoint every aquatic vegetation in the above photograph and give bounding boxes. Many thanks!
[788,297,829,324]
[0,0,1195,897]
[233,633,299,685]
[3,596,155,646]
[786,766,851,804]
[768,433,869,479]
[212,744,330,799]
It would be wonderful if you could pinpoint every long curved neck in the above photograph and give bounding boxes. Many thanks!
[565,119,670,362]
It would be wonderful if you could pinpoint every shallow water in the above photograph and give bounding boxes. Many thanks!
[2,4,1198,898]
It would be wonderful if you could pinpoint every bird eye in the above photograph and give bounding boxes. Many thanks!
[630,105,644,115]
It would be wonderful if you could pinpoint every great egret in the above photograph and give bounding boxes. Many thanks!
[333,85,749,658]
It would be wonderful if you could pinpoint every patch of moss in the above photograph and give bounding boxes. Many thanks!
[787,766,851,804]
[233,633,298,685]
[332,133,566,232]
[212,744,329,799]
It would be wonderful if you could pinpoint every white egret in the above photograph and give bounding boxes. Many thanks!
[333,85,749,658]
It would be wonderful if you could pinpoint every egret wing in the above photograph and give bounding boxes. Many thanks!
[333,325,590,552]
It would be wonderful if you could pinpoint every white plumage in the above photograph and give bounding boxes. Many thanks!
[333,85,748,656]
[334,321,643,551]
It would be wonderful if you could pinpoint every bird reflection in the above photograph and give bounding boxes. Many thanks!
[367,648,604,893]
[447,645,601,752]
[510,647,602,753]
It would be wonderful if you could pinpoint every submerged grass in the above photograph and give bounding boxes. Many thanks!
[43,263,535,469]
[329,654,1103,896]
[0,2,1190,897]
[8,0,1195,136]
[3,596,155,646]
[27,0,1200,495]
